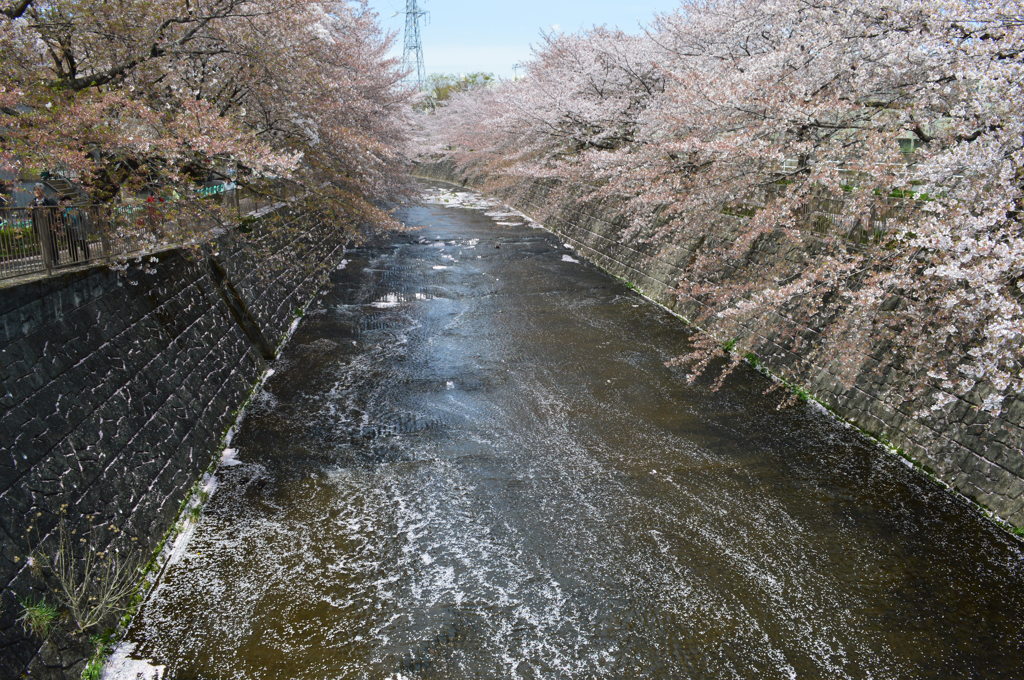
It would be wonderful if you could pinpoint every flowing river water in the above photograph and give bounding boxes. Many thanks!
[111,183,1024,679]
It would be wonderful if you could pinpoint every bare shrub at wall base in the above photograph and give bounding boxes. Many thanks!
[32,520,143,635]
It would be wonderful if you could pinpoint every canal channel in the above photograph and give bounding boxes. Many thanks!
[110,182,1024,679]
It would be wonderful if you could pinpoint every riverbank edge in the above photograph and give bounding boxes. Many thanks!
[412,170,1024,540]
[1,202,350,679]
[89,285,328,680]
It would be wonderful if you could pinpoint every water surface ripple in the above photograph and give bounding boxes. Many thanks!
[118,183,1024,679]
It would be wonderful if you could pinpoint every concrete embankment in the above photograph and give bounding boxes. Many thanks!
[415,161,1024,530]
[0,204,346,678]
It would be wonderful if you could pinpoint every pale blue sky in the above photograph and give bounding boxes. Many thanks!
[365,0,683,79]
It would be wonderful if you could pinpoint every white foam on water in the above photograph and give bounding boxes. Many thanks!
[101,643,166,680]
[432,265,449,270]
[163,508,200,568]
[422,187,501,211]
[220,448,242,467]
[336,259,350,270]
[371,293,402,308]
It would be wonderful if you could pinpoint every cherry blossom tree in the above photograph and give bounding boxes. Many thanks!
[419,0,1024,418]
[418,27,664,180]
[634,0,1024,417]
[0,0,410,233]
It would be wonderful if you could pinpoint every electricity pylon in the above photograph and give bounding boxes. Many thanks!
[403,0,427,90]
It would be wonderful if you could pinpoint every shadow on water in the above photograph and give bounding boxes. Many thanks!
[117,181,1024,680]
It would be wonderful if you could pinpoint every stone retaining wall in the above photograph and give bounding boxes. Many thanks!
[0,204,346,679]
[416,161,1024,529]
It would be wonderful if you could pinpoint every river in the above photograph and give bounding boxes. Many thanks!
[110,182,1024,679]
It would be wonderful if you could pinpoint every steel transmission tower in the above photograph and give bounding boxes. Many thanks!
[403,0,427,90]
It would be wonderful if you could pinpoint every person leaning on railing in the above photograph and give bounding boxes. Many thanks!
[59,196,90,262]
[31,183,60,266]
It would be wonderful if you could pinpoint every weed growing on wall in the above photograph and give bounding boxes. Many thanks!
[81,632,117,680]
[16,598,59,639]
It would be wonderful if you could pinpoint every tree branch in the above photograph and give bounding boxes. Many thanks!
[1,0,32,20]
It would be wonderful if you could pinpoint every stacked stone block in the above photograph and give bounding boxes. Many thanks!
[0,207,345,678]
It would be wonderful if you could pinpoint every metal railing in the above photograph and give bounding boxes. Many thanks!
[798,194,914,245]
[0,205,113,280]
[0,182,304,282]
